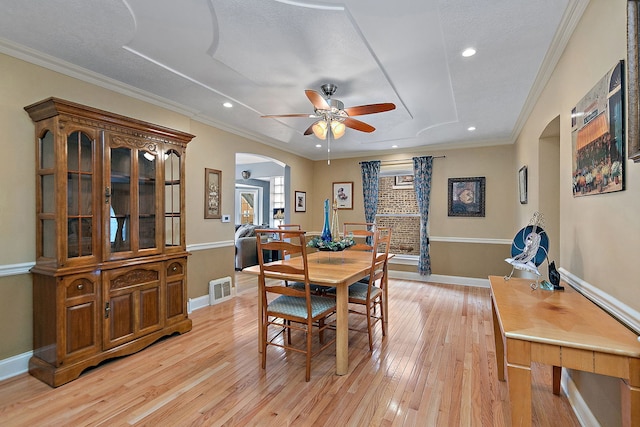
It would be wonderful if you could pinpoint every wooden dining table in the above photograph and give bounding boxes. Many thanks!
[243,249,391,376]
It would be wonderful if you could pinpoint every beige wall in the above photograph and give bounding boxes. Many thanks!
[515,1,637,425]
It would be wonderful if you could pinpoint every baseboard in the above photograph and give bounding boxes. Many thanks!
[388,270,490,288]
[187,295,210,313]
[0,351,32,382]
[562,369,601,427]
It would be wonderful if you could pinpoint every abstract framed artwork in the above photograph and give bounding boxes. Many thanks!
[332,181,353,209]
[295,190,306,212]
[571,60,625,196]
[447,177,485,217]
[204,168,221,219]
[627,0,640,162]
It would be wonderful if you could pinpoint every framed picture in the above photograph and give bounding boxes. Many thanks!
[628,1,640,162]
[448,177,485,217]
[332,181,353,209]
[519,166,528,204]
[294,190,306,212]
[571,60,625,197]
[393,174,414,189]
[205,168,221,219]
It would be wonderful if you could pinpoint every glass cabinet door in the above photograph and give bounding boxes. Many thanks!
[164,149,182,248]
[67,131,95,259]
[138,150,157,250]
[105,136,162,260]
[108,146,132,255]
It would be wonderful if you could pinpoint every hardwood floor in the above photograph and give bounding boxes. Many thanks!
[0,273,581,426]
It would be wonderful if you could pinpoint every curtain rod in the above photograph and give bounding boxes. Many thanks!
[359,155,445,165]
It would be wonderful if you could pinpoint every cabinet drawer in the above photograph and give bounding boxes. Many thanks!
[167,261,184,276]
[65,277,95,299]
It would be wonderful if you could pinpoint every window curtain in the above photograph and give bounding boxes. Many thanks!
[360,160,380,243]
[413,156,433,275]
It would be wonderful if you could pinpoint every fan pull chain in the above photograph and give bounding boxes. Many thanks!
[327,125,331,165]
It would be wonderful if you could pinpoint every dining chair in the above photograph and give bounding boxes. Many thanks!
[328,227,392,351]
[278,224,332,295]
[343,222,375,251]
[255,229,337,381]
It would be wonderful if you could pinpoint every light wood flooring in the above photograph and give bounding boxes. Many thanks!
[0,273,581,426]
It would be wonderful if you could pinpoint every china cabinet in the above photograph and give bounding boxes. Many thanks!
[25,98,194,387]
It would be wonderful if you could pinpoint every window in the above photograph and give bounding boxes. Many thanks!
[271,176,285,227]
[375,176,420,256]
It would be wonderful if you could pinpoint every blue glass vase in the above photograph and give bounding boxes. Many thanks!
[321,198,332,242]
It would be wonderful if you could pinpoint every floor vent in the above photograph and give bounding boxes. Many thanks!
[209,276,235,305]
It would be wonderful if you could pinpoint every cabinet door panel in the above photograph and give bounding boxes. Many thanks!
[108,293,135,344]
[103,264,164,349]
[140,286,161,331]
[61,273,100,363]
[66,302,96,354]
[165,259,187,323]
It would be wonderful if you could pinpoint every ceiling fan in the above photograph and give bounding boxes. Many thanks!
[261,83,396,140]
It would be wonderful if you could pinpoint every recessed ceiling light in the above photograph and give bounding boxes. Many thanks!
[462,48,476,57]
[223,102,233,108]
[315,144,322,148]
[467,126,476,131]
[392,145,398,148]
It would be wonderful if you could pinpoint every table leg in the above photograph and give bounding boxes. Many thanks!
[336,283,349,375]
[492,299,505,381]
[621,358,640,427]
[552,366,562,395]
[383,265,389,328]
[506,363,532,426]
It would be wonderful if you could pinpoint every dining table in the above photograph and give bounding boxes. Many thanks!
[243,249,392,376]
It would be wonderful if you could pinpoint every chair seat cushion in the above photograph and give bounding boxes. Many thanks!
[348,282,380,301]
[326,282,382,302]
[269,295,336,319]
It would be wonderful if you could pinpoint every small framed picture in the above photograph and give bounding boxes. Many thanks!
[332,181,353,209]
[205,168,221,219]
[295,190,306,212]
[447,177,485,217]
[393,174,414,189]
[519,166,528,204]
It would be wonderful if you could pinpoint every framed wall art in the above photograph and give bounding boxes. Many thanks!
[627,1,640,162]
[519,166,528,204]
[571,60,625,196]
[448,177,485,217]
[332,181,353,209]
[295,190,306,212]
[205,168,221,219]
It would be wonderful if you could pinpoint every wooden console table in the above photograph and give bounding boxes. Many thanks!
[489,275,640,426]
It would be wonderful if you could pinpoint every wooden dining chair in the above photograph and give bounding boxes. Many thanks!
[329,227,392,351]
[255,229,336,381]
[343,222,375,251]
[277,224,301,260]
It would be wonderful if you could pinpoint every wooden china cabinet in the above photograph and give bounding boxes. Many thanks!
[25,98,195,387]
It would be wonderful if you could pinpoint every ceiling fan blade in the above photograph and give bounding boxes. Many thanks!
[303,122,318,135]
[261,113,315,118]
[343,117,375,133]
[305,90,330,110]
[343,103,396,116]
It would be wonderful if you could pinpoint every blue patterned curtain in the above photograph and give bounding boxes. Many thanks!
[360,161,380,242]
[413,156,433,275]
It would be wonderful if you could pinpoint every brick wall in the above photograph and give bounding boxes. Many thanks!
[376,177,420,256]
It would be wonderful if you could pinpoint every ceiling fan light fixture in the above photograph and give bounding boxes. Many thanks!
[330,120,346,139]
[312,120,328,140]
